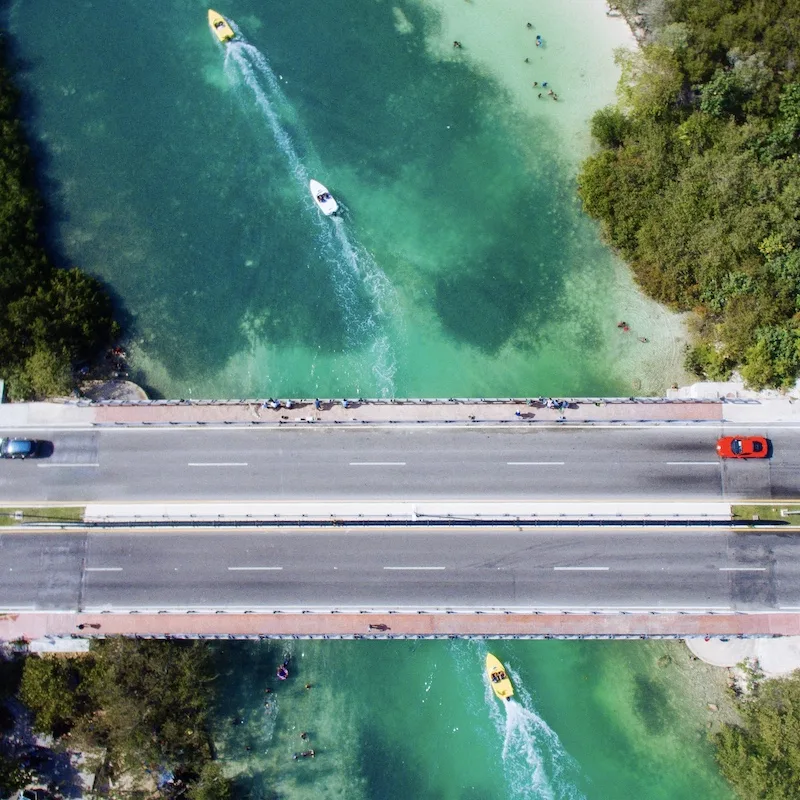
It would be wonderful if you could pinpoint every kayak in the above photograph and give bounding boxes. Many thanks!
[208,9,235,43]
[486,653,514,701]
[310,179,339,216]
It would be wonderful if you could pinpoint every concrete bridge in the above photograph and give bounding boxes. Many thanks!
[1,393,799,640]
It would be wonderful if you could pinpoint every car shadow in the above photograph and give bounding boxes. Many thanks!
[36,441,54,459]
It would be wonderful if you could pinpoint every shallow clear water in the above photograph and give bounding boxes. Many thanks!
[6,0,688,400]
[213,640,733,799]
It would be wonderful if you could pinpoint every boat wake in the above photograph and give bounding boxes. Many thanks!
[221,36,399,396]
[477,653,584,800]
[500,699,585,800]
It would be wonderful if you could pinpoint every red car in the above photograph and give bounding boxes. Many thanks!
[716,436,769,459]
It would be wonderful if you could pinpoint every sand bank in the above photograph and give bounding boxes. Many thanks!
[686,637,800,678]
[419,0,636,165]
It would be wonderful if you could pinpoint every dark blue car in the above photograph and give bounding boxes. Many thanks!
[0,438,39,459]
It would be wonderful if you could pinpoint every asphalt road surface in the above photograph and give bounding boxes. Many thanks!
[0,424,797,503]
[0,527,795,613]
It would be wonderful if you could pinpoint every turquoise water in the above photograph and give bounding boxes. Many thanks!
[214,639,733,799]
[6,0,688,400]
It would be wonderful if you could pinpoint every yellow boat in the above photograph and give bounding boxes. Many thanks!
[208,9,235,43]
[486,653,514,701]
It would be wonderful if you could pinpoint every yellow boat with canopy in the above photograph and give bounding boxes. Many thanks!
[486,653,514,701]
[208,9,235,43]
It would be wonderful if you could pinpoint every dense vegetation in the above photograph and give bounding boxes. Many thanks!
[3,640,232,799]
[0,655,30,795]
[715,672,800,799]
[579,0,800,388]
[0,34,117,399]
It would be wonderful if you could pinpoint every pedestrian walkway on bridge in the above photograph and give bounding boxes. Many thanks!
[0,396,734,429]
[2,611,799,642]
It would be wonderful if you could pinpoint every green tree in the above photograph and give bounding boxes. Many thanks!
[740,326,800,389]
[188,761,234,800]
[685,342,734,381]
[8,346,72,400]
[763,83,800,160]
[590,106,631,148]
[19,656,81,735]
[700,68,742,118]
[716,673,800,798]
[616,44,685,119]
[0,36,118,395]
[0,752,32,796]
[579,0,800,390]
[36,268,119,360]
[87,639,215,775]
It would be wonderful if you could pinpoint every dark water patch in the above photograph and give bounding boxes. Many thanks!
[359,721,444,800]
[633,674,669,736]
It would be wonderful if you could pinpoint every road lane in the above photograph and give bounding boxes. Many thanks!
[0,424,792,503]
[1,527,792,612]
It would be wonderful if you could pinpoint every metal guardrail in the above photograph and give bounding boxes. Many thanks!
[43,517,754,530]
[70,396,726,407]
[61,632,767,641]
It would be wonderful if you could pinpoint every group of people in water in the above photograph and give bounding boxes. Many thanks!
[531,80,558,100]
[451,23,561,101]
[524,25,560,100]
[617,321,649,343]
[234,656,324,763]
[262,657,322,763]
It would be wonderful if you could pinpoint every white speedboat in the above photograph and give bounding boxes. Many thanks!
[310,179,339,216]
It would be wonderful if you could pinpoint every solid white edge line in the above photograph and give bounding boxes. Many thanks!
[85,567,123,572]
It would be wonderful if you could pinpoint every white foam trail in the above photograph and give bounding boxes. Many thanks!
[222,38,399,396]
[480,658,585,800]
[224,44,306,182]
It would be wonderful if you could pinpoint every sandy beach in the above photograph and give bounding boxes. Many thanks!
[687,637,800,678]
